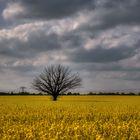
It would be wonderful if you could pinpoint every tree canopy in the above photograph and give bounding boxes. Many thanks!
[32,64,82,101]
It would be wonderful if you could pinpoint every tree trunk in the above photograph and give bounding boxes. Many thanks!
[53,95,58,101]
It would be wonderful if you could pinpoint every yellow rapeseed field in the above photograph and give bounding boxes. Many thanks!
[0,96,140,140]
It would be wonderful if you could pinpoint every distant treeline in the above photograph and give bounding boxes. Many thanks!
[0,91,140,96]
[0,92,36,96]
[87,92,140,96]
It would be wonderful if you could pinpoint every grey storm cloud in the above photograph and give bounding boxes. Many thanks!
[3,0,140,26]
[0,0,7,28]
[0,61,35,75]
[100,2,140,28]
[0,32,61,59]
[74,0,140,33]
[4,0,93,19]
[74,61,140,73]
[1,0,140,91]
[69,46,138,63]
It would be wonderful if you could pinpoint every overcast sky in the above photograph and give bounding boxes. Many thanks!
[0,0,140,92]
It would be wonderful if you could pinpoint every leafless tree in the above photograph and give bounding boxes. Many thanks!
[32,64,82,101]
[20,86,26,93]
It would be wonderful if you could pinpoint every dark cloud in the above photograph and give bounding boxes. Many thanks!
[0,0,8,28]
[0,62,34,75]
[100,3,140,28]
[76,0,140,33]
[1,0,140,91]
[6,0,93,20]
[0,32,61,59]
[69,46,138,63]
[3,0,140,27]
[73,61,140,73]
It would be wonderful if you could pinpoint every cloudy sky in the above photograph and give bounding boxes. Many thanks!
[0,0,140,92]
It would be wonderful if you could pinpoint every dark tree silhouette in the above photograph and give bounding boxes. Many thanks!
[32,64,82,101]
[20,86,26,93]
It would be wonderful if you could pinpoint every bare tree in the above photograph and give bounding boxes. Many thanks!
[32,64,82,101]
[20,86,26,93]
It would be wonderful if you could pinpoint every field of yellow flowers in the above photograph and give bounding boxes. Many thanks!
[0,96,140,140]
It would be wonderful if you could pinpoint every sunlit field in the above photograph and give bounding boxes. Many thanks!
[0,96,140,140]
